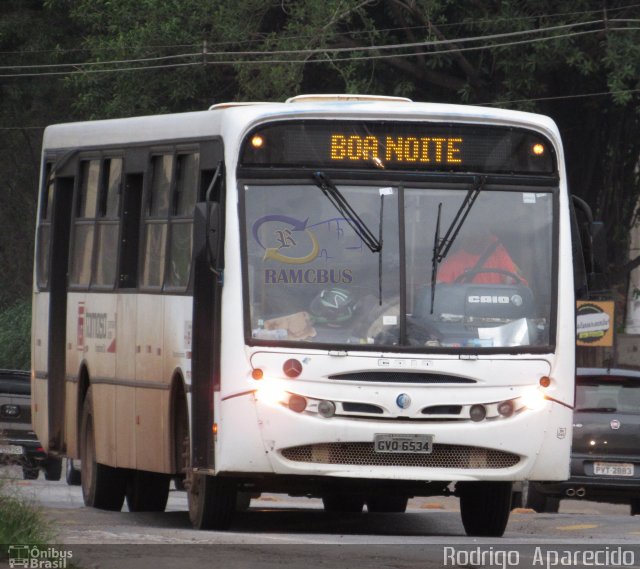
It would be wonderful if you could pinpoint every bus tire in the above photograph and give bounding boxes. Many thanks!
[459,481,512,537]
[322,494,365,513]
[80,387,127,511]
[126,470,170,512]
[366,495,408,513]
[188,473,237,530]
[43,457,62,481]
[66,459,82,486]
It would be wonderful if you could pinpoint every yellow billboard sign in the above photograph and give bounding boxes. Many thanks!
[576,300,614,347]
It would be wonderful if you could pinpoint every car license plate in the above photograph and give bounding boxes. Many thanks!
[593,462,634,477]
[374,434,433,454]
[0,444,23,455]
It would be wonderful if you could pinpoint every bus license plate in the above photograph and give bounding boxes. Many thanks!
[593,462,634,477]
[374,434,433,454]
[0,444,23,455]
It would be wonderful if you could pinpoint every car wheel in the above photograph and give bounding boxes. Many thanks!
[631,499,640,516]
[22,466,39,480]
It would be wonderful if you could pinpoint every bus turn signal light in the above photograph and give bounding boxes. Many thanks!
[251,368,264,380]
[539,376,551,388]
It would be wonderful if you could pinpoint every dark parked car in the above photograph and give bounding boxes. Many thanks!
[527,367,640,515]
[0,369,61,480]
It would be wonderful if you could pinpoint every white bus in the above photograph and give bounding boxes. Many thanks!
[32,95,580,536]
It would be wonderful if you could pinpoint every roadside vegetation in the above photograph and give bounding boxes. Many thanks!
[0,299,31,370]
[0,473,52,547]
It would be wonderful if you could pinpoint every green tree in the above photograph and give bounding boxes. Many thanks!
[3,0,640,302]
[0,0,82,367]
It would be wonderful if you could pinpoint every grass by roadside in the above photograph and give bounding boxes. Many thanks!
[0,471,53,557]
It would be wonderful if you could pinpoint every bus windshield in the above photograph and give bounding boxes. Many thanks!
[243,182,554,350]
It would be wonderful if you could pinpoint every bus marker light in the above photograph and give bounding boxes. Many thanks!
[251,134,264,148]
[497,400,514,417]
[318,400,336,418]
[288,395,307,413]
[251,368,264,380]
[213,423,218,435]
[283,359,302,378]
[469,404,486,422]
[539,376,551,388]
[532,143,545,156]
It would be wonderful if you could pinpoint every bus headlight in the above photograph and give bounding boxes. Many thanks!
[254,382,287,406]
[520,388,547,410]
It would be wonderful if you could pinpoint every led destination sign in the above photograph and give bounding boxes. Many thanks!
[330,134,462,165]
[241,121,555,174]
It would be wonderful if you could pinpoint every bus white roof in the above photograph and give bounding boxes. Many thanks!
[42,97,561,151]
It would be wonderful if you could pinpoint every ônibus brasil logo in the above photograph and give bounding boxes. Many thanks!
[7,545,72,569]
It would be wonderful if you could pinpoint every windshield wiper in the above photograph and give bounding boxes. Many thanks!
[429,176,485,314]
[312,172,381,253]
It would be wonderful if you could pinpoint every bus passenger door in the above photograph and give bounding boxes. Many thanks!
[47,176,74,451]
[191,165,224,470]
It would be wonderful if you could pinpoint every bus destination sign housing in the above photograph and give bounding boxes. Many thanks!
[241,121,556,174]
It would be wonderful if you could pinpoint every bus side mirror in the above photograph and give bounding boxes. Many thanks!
[588,221,608,273]
[193,202,222,267]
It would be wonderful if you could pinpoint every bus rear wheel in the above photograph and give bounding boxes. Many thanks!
[126,470,170,512]
[458,481,512,537]
[188,473,237,530]
[80,387,127,511]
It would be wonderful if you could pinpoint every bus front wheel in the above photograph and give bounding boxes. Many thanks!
[80,387,127,511]
[458,481,512,537]
[188,473,237,530]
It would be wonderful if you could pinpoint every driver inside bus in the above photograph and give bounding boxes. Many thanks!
[437,225,528,285]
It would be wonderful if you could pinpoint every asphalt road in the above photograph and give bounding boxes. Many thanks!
[3,466,640,568]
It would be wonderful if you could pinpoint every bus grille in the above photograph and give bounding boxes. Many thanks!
[328,372,476,384]
[280,443,519,469]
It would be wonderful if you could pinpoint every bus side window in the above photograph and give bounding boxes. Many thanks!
[93,158,122,288]
[36,163,54,289]
[140,155,172,289]
[166,153,199,289]
[118,173,144,289]
[70,160,100,287]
